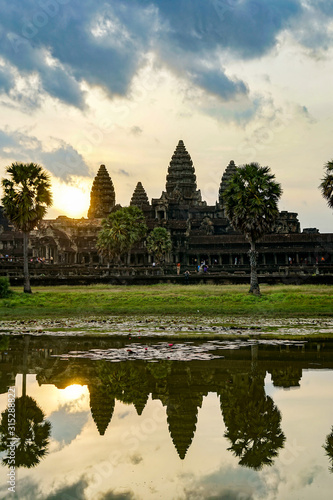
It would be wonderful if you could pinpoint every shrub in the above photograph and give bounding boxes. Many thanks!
[0,277,10,298]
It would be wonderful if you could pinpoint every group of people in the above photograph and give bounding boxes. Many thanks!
[197,263,208,273]
[0,254,13,262]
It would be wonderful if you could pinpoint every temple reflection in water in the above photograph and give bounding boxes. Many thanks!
[1,335,333,472]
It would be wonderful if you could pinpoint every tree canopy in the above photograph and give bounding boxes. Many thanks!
[146,227,172,264]
[320,160,333,210]
[97,206,147,264]
[222,162,282,294]
[1,162,52,232]
[222,163,282,243]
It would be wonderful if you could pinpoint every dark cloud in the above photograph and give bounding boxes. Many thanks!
[288,1,333,53]
[0,66,14,93]
[0,1,331,113]
[181,465,263,500]
[46,477,89,500]
[99,490,135,500]
[154,0,301,57]
[130,126,143,136]
[118,410,131,419]
[0,476,89,500]
[0,128,90,180]
[190,66,248,100]
[129,453,143,465]
[116,169,130,177]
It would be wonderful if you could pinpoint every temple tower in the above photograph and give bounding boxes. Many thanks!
[165,140,202,205]
[87,165,115,219]
[89,383,115,436]
[130,182,149,208]
[218,160,238,206]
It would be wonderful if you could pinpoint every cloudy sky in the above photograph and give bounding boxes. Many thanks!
[0,0,333,231]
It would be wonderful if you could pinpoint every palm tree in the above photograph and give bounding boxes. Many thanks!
[222,163,282,295]
[1,162,53,293]
[319,160,333,209]
[97,206,147,265]
[146,227,172,267]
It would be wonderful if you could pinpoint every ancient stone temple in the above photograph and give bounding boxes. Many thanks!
[2,139,332,272]
[87,164,115,219]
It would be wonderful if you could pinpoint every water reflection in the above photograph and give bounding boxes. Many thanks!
[0,395,51,468]
[0,335,51,468]
[324,427,333,473]
[0,335,333,499]
[221,372,285,470]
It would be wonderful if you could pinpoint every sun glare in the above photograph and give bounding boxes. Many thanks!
[61,384,88,401]
[53,183,90,218]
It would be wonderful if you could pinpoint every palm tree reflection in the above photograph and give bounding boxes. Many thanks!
[221,372,285,470]
[0,395,51,468]
[0,335,51,468]
[323,426,333,472]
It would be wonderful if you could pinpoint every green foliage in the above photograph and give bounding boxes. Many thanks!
[222,163,282,243]
[97,206,147,263]
[319,160,333,210]
[0,395,51,468]
[1,162,53,232]
[146,227,172,263]
[0,277,10,298]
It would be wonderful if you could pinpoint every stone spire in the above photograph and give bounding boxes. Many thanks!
[130,182,149,208]
[166,392,202,460]
[165,140,202,205]
[218,160,238,206]
[89,384,115,436]
[88,165,115,219]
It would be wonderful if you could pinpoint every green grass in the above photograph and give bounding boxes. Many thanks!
[0,283,332,320]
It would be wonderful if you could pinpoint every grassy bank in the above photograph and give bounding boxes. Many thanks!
[0,283,332,320]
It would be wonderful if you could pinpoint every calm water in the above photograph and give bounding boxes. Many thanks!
[1,335,333,499]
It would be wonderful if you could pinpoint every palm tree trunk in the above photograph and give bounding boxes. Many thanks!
[248,241,260,295]
[23,231,32,294]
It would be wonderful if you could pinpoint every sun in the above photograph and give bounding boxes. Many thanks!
[53,182,90,218]
[61,384,88,401]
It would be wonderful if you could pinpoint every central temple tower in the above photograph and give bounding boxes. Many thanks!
[165,140,203,205]
[87,164,115,219]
